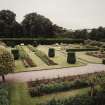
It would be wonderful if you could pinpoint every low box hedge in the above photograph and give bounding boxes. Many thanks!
[66,48,99,52]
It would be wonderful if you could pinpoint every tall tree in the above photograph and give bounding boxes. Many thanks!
[0,10,23,37]
[22,12,55,37]
[0,46,15,82]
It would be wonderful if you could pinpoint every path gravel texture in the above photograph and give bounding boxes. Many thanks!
[0,64,105,82]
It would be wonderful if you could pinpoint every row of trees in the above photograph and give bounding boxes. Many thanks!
[0,10,65,38]
[0,9,105,41]
[62,27,105,41]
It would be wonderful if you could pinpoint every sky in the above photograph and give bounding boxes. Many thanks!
[0,0,105,29]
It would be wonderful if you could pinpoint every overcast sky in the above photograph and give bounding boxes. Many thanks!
[0,0,105,29]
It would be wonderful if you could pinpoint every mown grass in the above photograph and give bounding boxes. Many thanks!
[37,45,86,67]
[15,60,25,72]
[9,83,90,105]
[77,52,102,64]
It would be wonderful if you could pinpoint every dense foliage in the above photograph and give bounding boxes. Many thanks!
[102,59,105,64]
[0,9,105,41]
[48,48,55,57]
[66,48,99,52]
[11,49,19,60]
[0,46,15,81]
[29,79,89,97]
[0,83,10,105]
[0,10,65,38]
[67,52,76,64]
[38,91,105,105]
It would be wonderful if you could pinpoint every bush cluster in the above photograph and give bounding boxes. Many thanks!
[0,83,10,105]
[38,91,105,105]
[29,79,88,97]
[28,45,57,65]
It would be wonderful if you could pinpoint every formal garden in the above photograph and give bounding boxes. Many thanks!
[5,40,104,72]
[0,9,105,105]
[0,39,105,105]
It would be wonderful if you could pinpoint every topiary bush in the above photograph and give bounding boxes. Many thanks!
[11,49,19,60]
[67,52,76,64]
[102,59,105,64]
[48,48,55,57]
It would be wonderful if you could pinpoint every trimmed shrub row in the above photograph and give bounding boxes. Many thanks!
[29,79,89,97]
[67,52,76,64]
[66,48,99,52]
[28,45,57,65]
[2,38,84,46]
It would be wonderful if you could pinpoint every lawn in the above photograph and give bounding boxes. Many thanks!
[15,60,25,72]
[13,44,103,72]
[9,83,90,105]
[77,52,102,64]
[37,45,87,67]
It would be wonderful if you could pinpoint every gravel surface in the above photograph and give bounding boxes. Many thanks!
[0,64,105,82]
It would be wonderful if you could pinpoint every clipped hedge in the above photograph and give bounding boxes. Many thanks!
[1,38,84,46]
[67,52,76,64]
[102,59,105,64]
[11,49,19,60]
[29,79,89,97]
[66,48,99,52]
[48,48,55,57]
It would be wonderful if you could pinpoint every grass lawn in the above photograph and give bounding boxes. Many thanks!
[77,52,102,64]
[15,60,25,72]
[14,45,102,72]
[37,45,87,67]
[22,46,47,67]
[9,83,90,105]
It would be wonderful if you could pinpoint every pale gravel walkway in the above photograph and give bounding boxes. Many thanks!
[0,64,105,82]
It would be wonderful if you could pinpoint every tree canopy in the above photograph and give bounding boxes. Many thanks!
[0,46,15,81]
[0,9,105,41]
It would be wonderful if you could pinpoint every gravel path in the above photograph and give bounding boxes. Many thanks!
[0,64,105,82]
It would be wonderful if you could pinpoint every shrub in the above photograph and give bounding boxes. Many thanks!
[102,59,105,64]
[67,52,76,64]
[66,48,99,52]
[48,48,55,57]
[29,79,88,97]
[11,49,19,60]
[0,83,9,105]
[0,46,15,82]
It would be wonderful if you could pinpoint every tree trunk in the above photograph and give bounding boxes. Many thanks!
[2,75,5,82]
